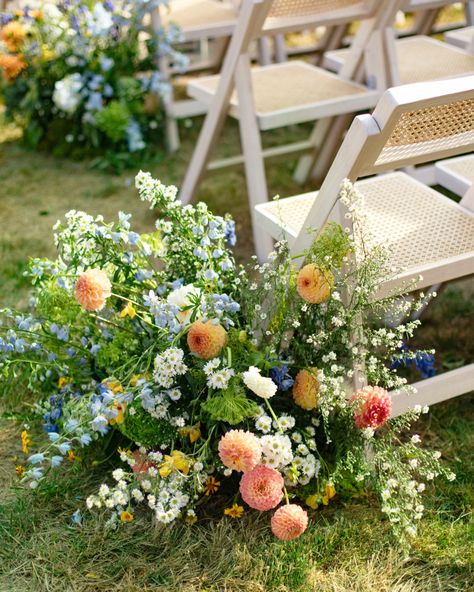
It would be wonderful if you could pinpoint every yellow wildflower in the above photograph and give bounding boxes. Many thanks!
[67,450,80,462]
[15,465,25,477]
[178,422,201,444]
[109,401,126,425]
[159,450,191,478]
[224,504,244,519]
[185,514,197,525]
[305,494,319,510]
[106,380,123,394]
[120,301,136,319]
[58,376,69,389]
[21,430,31,454]
[41,44,54,61]
[204,476,220,496]
[120,511,134,522]
[325,483,336,500]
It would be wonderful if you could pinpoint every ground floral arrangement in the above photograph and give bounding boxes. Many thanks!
[1,173,453,548]
[0,1,183,171]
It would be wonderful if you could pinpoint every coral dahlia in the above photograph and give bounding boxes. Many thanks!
[239,465,284,511]
[292,368,319,410]
[218,430,262,473]
[74,268,112,311]
[351,385,392,430]
[187,320,227,360]
[296,264,333,304]
[271,504,308,540]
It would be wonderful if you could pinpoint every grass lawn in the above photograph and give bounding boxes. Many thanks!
[0,112,473,591]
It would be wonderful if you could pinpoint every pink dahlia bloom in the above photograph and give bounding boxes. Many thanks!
[351,385,392,430]
[271,504,308,541]
[75,269,112,311]
[218,430,262,473]
[239,465,284,511]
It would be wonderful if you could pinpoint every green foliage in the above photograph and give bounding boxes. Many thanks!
[95,102,131,143]
[95,329,141,373]
[36,282,82,324]
[308,222,352,268]
[201,383,260,425]
[118,399,177,448]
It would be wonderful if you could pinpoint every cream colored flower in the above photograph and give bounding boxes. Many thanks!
[242,366,277,400]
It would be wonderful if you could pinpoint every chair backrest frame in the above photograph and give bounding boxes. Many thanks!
[289,75,474,255]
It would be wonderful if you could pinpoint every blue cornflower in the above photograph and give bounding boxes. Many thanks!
[28,453,45,465]
[128,231,140,246]
[224,220,237,247]
[51,456,64,468]
[71,509,83,526]
[269,364,294,392]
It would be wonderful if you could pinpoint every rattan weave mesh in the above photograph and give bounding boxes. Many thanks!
[269,0,363,17]
[259,173,474,270]
[375,99,474,165]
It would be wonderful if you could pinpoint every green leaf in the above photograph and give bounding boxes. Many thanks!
[201,385,260,425]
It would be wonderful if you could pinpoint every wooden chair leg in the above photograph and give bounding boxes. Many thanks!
[235,55,274,261]
[293,118,334,185]
[165,115,180,153]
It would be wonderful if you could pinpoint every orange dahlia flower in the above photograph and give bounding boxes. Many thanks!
[187,320,227,360]
[296,263,333,304]
[292,368,319,410]
[0,53,26,81]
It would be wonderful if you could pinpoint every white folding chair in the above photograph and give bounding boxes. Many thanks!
[435,154,474,210]
[255,75,474,415]
[179,0,405,261]
[149,0,239,152]
[445,24,474,50]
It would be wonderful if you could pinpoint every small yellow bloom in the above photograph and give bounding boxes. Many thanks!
[120,301,136,319]
[15,465,25,477]
[41,44,54,61]
[109,401,126,425]
[120,511,134,522]
[178,422,201,444]
[305,494,319,510]
[185,514,198,525]
[106,380,123,394]
[238,330,247,343]
[67,450,80,462]
[224,503,244,518]
[204,476,221,496]
[21,430,31,454]
[325,483,336,500]
[322,496,329,506]
[159,450,191,478]
[58,376,69,389]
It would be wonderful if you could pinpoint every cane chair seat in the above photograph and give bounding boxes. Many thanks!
[256,172,474,276]
[187,61,379,129]
[324,36,474,83]
[436,154,474,195]
[445,25,474,49]
[161,0,238,40]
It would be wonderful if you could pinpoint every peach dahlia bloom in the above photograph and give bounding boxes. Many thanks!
[74,268,112,311]
[187,320,227,360]
[271,504,308,541]
[218,430,262,472]
[292,368,319,410]
[296,263,333,304]
[0,54,26,81]
[351,385,392,430]
[239,465,284,511]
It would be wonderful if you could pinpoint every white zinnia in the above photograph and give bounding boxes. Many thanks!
[167,284,202,324]
[242,366,277,399]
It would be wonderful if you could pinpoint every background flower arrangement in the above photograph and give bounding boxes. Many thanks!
[0,173,452,549]
[0,1,184,171]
